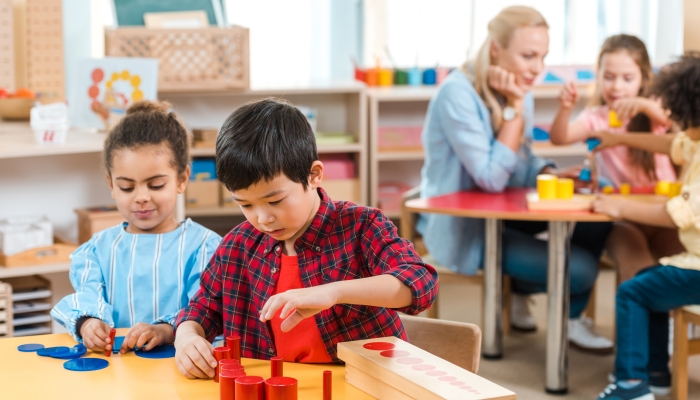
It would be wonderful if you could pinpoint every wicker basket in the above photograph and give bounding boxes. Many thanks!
[105,26,250,92]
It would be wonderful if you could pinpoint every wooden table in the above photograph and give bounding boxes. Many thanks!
[405,188,611,395]
[0,329,373,400]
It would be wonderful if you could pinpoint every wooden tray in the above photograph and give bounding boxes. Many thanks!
[526,192,594,211]
[0,237,77,267]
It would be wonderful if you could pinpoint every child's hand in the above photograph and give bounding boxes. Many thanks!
[120,322,174,354]
[487,65,525,104]
[558,82,579,109]
[174,330,217,379]
[79,317,112,352]
[260,284,339,332]
[588,131,620,151]
[611,97,647,121]
[592,195,625,219]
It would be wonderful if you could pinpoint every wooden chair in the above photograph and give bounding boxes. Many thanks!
[399,314,482,373]
[400,187,511,335]
[672,305,700,400]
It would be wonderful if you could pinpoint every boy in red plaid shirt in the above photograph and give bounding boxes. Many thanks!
[174,98,438,379]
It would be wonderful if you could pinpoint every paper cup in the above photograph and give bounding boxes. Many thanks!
[556,178,574,199]
[537,174,558,200]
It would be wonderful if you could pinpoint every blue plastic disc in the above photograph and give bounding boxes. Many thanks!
[37,346,70,357]
[63,358,109,372]
[135,344,175,359]
[112,336,134,352]
[17,344,45,352]
[51,344,87,360]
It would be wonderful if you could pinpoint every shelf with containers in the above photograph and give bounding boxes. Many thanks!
[158,82,369,217]
[367,84,594,220]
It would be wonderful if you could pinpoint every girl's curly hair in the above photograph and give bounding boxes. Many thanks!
[652,52,700,130]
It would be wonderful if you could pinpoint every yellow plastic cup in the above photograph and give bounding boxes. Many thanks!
[668,182,683,198]
[620,183,631,195]
[609,110,623,128]
[602,186,614,194]
[556,178,574,199]
[378,69,393,86]
[537,174,558,200]
[655,180,670,195]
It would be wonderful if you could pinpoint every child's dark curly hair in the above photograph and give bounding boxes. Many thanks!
[651,52,700,130]
[103,101,191,175]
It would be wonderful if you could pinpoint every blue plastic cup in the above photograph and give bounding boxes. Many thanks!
[408,68,422,86]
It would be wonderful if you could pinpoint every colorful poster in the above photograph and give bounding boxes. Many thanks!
[69,57,158,129]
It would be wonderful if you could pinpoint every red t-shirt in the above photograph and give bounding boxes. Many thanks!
[269,253,333,363]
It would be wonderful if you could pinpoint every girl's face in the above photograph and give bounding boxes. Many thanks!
[598,50,644,104]
[491,26,549,92]
[107,144,189,234]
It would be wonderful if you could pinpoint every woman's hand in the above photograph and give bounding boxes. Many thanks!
[558,82,579,109]
[488,65,525,105]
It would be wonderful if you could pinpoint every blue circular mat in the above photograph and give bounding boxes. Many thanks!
[17,344,44,352]
[63,358,109,372]
[37,346,70,357]
[135,344,175,359]
[51,344,87,360]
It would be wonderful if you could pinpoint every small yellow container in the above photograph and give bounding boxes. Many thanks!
[378,69,393,86]
[620,183,631,195]
[668,182,683,198]
[655,180,670,195]
[609,110,623,128]
[602,186,614,194]
[537,174,558,200]
[556,178,574,199]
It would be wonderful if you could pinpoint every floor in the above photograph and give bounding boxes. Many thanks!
[436,268,700,399]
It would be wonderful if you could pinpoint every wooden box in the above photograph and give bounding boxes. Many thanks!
[0,236,76,267]
[322,179,361,204]
[220,182,236,208]
[193,128,218,148]
[186,180,220,208]
[105,26,250,92]
[75,205,124,244]
[3,275,52,337]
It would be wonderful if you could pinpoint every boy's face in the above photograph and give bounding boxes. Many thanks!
[231,162,323,252]
[107,144,189,234]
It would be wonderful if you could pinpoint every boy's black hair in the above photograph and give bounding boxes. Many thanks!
[216,98,318,192]
[652,52,700,130]
[103,101,190,175]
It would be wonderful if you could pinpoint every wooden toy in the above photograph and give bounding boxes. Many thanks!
[214,346,232,382]
[323,370,332,400]
[264,376,298,400]
[226,335,241,362]
[609,110,623,128]
[271,356,283,378]
[526,192,594,211]
[235,376,265,400]
[536,174,557,199]
[337,337,515,400]
[105,328,116,357]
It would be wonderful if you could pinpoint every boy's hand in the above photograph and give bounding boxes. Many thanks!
[260,284,339,332]
[174,327,217,379]
[120,322,174,354]
[487,65,525,105]
[79,317,112,352]
[558,82,579,109]
[592,195,625,219]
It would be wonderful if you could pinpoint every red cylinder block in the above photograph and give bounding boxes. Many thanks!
[323,370,332,400]
[226,335,241,362]
[235,376,265,400]
[265,376,298,400]
[220,369,246,400]
[271,356,283,378]
[213,346,232,383]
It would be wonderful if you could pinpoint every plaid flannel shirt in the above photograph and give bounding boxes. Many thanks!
[175,188,438,361]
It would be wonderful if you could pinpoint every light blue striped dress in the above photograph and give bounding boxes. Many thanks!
[51,218,221,341]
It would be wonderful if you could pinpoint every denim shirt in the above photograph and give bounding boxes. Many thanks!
[417,70,554,275]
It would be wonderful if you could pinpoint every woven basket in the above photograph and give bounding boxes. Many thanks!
[105,26,250,92]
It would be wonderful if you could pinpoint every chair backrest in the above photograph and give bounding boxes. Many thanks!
[399,313,482,373]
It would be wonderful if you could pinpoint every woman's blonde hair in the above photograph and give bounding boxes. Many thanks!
[462,6,548,131]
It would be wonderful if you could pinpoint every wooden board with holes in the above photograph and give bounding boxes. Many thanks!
[526,192,595,211]
[337,337,516,400]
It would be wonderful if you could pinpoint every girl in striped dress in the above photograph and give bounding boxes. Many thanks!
[51,101,221,354]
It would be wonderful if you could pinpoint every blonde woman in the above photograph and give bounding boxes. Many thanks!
[417,6,613,352]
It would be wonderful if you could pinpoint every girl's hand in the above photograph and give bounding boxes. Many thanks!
[174,330,217,379]
[541,165,590,191]
[611,97,647,121]
[588,131,621,151]
[260,284,338,332]
[558,82,579,109]
[79,317,112,352]
[488,65,525,105]
[592,195,625,219]
[120,322,174,353]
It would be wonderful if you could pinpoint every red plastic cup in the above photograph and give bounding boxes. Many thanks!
[220,369,246,400]
[365,69,378,86]
[323,370,332,400]
[271,356,283,377]
[226,335,241,362]
[354,67,367,83]
[265,376,298,400]
[235,376,265,400]
[105,328,116,357]
[213,347,232,382]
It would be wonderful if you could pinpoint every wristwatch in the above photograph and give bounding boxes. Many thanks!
[503,106,519,121]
